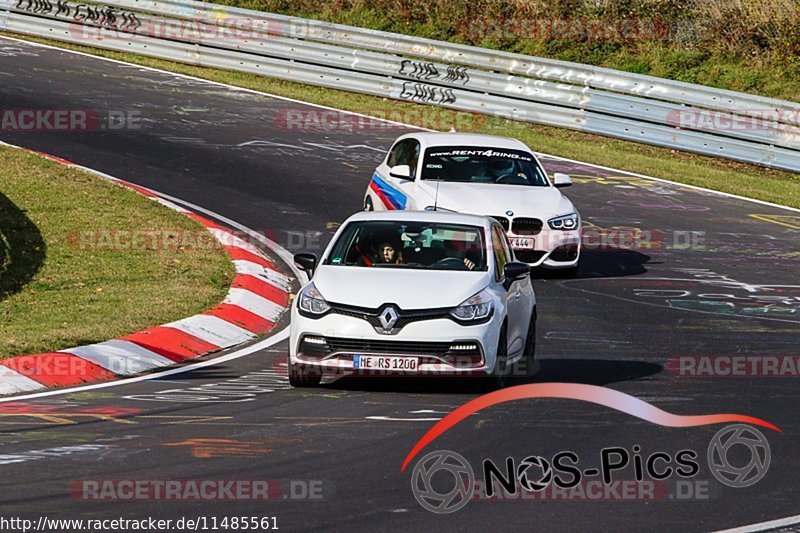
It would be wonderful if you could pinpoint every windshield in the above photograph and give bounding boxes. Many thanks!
[324,221,488,271]
[421,146,550,186]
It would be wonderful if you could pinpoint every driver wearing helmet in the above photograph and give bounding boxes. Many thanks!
[487,158,526,183]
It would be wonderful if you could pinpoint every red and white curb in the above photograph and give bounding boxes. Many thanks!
[0,143,294,395]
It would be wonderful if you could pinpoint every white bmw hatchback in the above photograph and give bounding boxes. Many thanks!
[289,210,537,387]
[363,132,581,274]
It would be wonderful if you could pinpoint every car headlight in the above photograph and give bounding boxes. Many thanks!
[548,213,579,230]
[450,288,494,323]
[297,282,331,316]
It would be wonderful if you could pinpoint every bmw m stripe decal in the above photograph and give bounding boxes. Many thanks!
[369,174,407,210]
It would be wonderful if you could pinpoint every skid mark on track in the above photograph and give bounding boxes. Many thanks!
[273,416,369,428]
[0,404,140,426]
[138,415,235,425]
[140,416,295,428]
[366,416,441,422]
[163,438,271,459]
[0,444,117,466]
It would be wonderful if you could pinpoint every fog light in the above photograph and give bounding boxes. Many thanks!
[300,336,331,358]
[449,343,479,351]
[550,243,578,262]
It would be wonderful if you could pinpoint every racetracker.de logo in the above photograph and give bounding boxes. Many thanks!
[0,109,141,131]
[69,479,324,501]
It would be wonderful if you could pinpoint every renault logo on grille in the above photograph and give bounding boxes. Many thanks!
[378,306,399,332]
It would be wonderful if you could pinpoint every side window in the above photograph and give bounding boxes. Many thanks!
[492,225,511,281]
[387,140,406,168]
[386,139,421,177]
[405,140,421,178]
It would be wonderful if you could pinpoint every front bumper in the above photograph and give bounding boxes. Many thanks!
[509,228,581,269]
[289,308,502,376]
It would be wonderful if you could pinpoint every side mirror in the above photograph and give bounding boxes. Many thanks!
[294,252,318,278]
[503,261,530,290]
[553,173,573,188]
[389,164,412,180]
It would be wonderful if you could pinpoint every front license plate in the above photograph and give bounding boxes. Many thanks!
[509,237,535,250]
[353,355,419,371]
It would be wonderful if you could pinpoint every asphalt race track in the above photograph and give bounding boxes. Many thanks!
[1,37,799,532]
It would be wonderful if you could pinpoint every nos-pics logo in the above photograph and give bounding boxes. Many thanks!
[411,424,771,514]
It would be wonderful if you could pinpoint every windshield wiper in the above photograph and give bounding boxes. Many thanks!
[371,262,429,269]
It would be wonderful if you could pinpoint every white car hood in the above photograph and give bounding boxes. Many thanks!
[311,266,489,309]
[417,182,574,219]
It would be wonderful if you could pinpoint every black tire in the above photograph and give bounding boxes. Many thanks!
[364,196,374,211]
[289,364,322,388]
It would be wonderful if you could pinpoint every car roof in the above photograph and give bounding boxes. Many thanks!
[344,209,496,228]
[410,132,530,151]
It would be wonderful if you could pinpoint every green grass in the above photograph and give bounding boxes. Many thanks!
[0,146,234,358]
[7,33,800,209]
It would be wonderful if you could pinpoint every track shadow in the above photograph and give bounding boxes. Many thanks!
[535,248,654,280]
[323,358,662,394]
[0,191,46,301]
[531,358,662,384]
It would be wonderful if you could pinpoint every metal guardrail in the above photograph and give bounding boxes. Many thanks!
[3,0,800,172]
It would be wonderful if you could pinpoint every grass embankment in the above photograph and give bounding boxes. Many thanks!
[0,147,233,358]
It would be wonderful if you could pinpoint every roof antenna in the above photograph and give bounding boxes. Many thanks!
[433,176,442,211]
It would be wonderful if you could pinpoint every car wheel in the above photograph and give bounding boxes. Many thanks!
[481,324,508,391]
[364,196,374,211]
[288,363,322,388]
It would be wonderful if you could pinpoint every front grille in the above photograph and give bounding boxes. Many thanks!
[491,216,510,231]
[329,304,450,334]
[328,338,452,356]
[300,336,482,359]
[512,217,543,235]
[514,250,547,263]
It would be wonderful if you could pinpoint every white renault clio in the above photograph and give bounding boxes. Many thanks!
[363,133,581,275]
[289,210,537,387]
